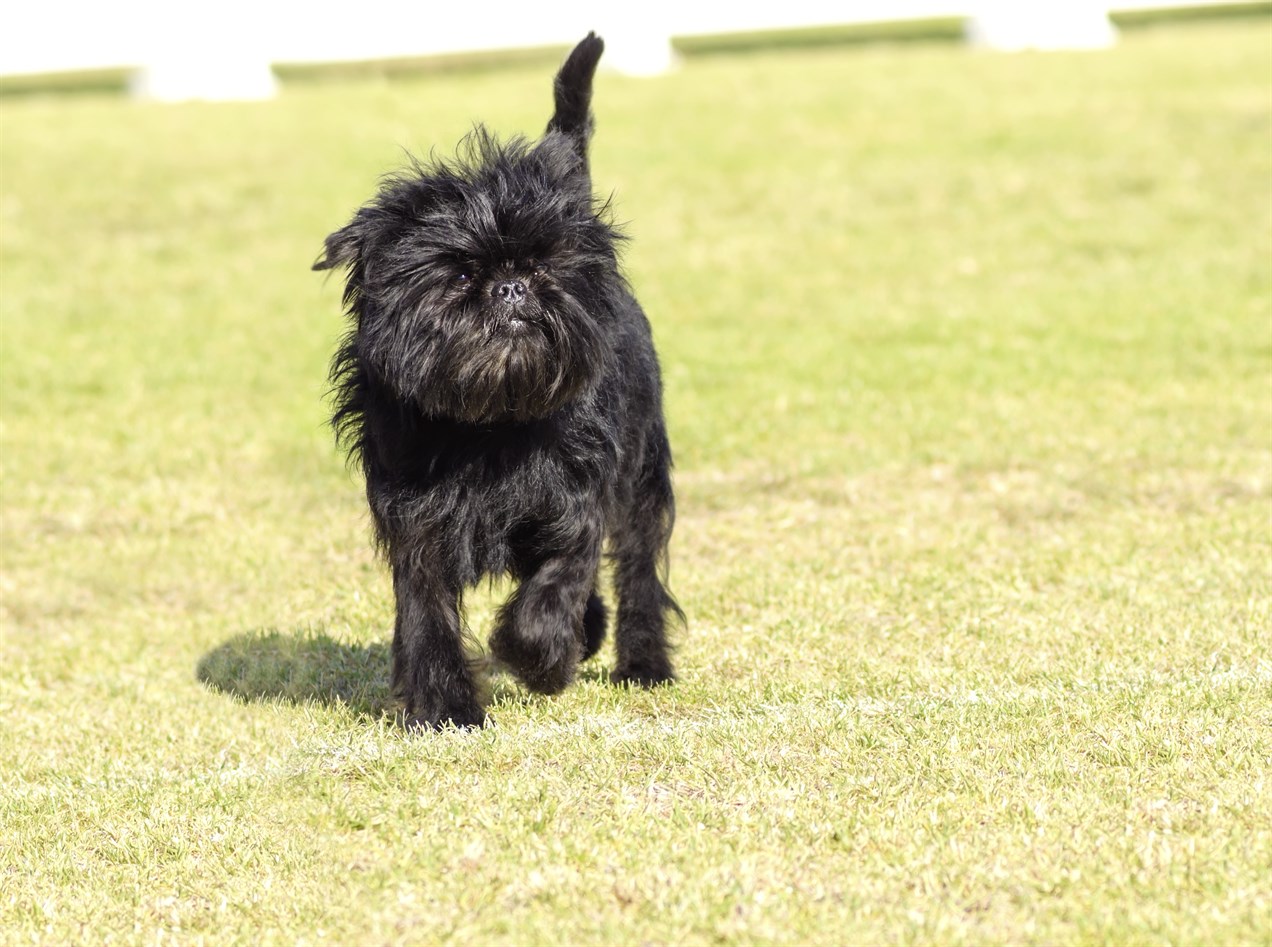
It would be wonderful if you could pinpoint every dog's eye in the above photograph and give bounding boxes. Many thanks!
[531,262,550,276]
[454,272,471,284]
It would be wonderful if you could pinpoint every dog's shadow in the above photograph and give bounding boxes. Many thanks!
[197,628,396,720]
[197,627,612,720]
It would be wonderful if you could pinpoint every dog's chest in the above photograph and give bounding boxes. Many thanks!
[379,414,616,581]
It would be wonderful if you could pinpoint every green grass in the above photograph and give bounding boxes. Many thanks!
[2,19,1270,945]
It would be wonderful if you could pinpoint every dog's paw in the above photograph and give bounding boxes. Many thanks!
[490,637,578,695]
[401,703,487,732]
[611,660,675,689]
[519,658,578,695]
[489,618,580,696]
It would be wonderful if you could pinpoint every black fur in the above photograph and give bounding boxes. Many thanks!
[315,33,681,729]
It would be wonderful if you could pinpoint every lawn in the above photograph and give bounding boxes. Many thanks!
[2,18,1270,945]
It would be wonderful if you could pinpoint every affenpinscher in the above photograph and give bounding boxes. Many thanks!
[315,33,681,729]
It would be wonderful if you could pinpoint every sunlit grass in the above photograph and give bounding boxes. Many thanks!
[2,20,1270,944]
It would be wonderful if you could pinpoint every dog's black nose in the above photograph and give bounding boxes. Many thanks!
[493,280,527,304]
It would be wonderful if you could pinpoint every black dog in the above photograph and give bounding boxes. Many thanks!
[315,34,680,729]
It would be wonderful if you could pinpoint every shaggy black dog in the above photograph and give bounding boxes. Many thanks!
[314,34,681,729]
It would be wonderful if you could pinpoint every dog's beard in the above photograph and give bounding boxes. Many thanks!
[359,286,607,424]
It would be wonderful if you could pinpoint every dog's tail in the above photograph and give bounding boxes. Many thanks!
[547,32,604,163]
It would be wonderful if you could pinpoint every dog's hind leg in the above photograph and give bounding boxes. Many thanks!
[390,557,485,729]
[490,516,603,695]
[610,430,680,688]
[580,589,608,661]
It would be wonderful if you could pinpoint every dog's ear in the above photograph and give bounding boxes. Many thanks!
[313,221,363,272]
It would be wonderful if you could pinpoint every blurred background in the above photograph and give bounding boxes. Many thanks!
[2,1,1266,97]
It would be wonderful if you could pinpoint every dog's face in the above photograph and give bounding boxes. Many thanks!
[317,132,622,424]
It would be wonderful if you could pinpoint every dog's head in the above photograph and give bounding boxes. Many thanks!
[317,130,624,424]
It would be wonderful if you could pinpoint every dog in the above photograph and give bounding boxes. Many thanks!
[314,33,681,729]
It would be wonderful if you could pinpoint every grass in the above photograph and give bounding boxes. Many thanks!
[2,18,1270,945]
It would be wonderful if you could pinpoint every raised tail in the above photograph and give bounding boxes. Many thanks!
[547,32,604,161]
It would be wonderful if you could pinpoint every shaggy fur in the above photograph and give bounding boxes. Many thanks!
[315,33,681,729]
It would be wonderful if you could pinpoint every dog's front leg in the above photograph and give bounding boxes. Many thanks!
[489,516,602,695]
[390,556,484,729]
